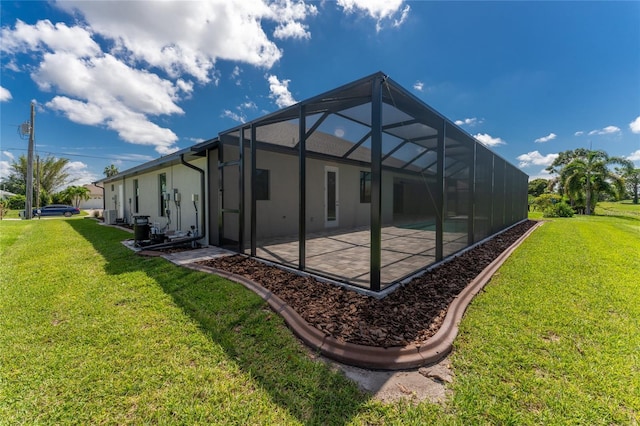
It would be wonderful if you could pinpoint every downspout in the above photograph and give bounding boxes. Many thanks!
[92,181,105,211]
[180,154,206,240]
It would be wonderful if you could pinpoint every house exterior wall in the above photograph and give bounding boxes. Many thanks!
[103,156,208,240]
[79,184,103,210]
[215,145,439,245]
[216,146,383,244]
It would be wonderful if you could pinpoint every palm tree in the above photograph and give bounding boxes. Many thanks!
[103,164,119,177]
[63,185,91,208]
[1,155,73,198]
[549,149,630,215]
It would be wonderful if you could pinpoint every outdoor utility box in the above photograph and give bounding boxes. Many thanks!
[103,209,117,225]
[133,215,150,243]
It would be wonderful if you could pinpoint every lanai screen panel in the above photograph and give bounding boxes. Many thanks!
[303,100,372,285]
[378,91,442,288]
[474,144,494,241]
[250,122,300,268]
[219,139,241,246]
[492,156,507,233]
[443,125,473,258]
[504,163,516,226]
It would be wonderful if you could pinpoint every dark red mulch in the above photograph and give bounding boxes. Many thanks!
[197,220,537,348]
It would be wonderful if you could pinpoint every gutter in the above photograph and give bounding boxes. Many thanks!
[180,154,206,241]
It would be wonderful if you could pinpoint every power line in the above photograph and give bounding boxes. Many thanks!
[1,147,150,164]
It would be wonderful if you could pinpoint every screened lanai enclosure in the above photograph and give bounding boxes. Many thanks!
[201,72,528,293]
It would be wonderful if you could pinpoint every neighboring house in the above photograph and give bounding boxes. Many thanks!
[0,189,17,200]
[79,184,104,210]
[98,72,528,294]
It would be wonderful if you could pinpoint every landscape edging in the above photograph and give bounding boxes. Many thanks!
[184,221,544,370]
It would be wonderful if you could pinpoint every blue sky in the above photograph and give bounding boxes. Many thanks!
[1,0,639,188]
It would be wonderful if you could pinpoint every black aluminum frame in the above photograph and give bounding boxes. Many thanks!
[213,72,528,293]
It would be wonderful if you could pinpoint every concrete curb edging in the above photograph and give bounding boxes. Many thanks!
[184,221,543,370]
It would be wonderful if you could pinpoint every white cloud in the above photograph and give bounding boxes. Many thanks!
[517,151,559,168]
[106,110,180,155]
[240,100,258,110]
[65,161,99,187]
[230,65,242,85]
[55,1,285,77]
[337,0,410,32]
[588,125,621,136]
[455,117,482,127]
[221,98,259,123]
[1,1,321,155]
[629,116,640,134]
[527,168,554,181]
[574,131,584,136]
[222,109,246,123]
[267,74,297,108]
[393,5,411,28]
[186,137,206,144]
[473,133,505,147]
[270,0,318,40]
[46,96,106,125]
[0,161,10,180]
[1,19,100,57]
[534,132,557,143]
[106,153,155,163]
[628,150,640,162]
[413,81,424,92]
[35,52,185,116]
[3,151,15,160]
[0,86,12,102]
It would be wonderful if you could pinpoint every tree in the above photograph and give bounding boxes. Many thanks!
[103,164,119,177]
[61,185,90,208]
[0,155,74,198]
[547,149,631,215]
[621,166,640,204]
[0,199,7,220]
[528,178,549,197]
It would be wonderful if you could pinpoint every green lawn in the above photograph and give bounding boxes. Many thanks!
[0,209,90,220]
[1,207,638,424]
[597,200,640,219]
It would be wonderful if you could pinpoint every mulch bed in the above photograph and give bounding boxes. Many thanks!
[197,220,537,348]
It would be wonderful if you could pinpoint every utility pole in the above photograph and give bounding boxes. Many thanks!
[25,101,35,220]
[35,155,40,209]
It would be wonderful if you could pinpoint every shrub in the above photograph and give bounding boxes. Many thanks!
[532,193,563,211]
[7,194,26,210]
[543,201,575,218]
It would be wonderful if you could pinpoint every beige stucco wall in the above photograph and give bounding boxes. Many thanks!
[216,146,375,242]
[103,157,208,240]
[216,145,408,244]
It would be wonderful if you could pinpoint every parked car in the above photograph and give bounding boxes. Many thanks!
[33,204,81,217]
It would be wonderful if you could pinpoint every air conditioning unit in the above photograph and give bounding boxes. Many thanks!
[103,210,117,225]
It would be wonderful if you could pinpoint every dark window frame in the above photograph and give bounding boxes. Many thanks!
[255,169,270,201]
[360,171,371,203]
[159,173,167,216]
[133,179,139,213]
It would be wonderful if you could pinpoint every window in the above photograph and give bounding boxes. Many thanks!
[133,179,139,212]
[255,169,270,201]
[360,171,371,203]
[159,173,167,216]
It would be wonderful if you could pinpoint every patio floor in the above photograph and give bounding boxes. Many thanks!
[246,226,468,289]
